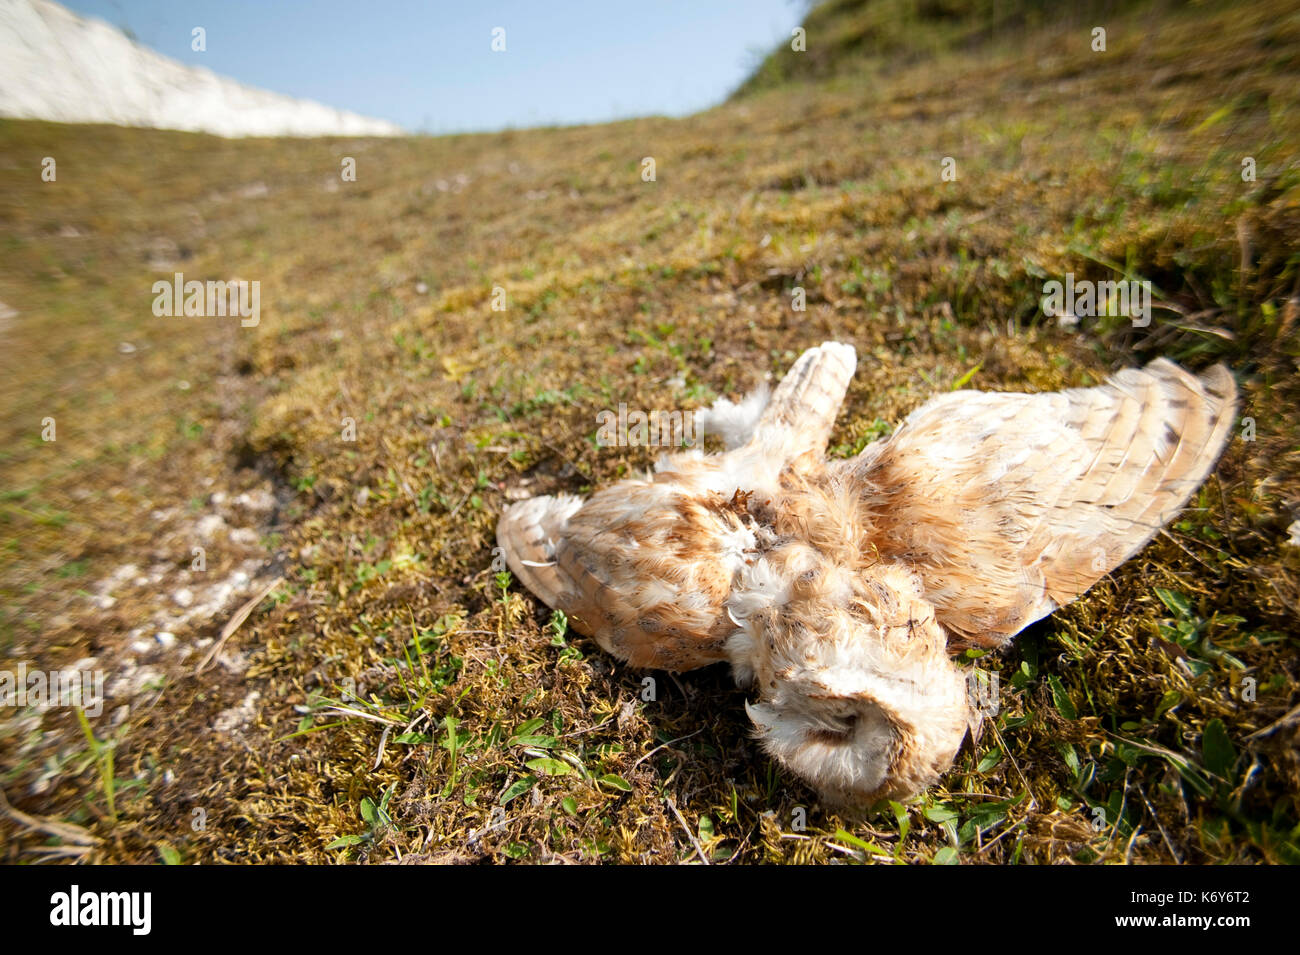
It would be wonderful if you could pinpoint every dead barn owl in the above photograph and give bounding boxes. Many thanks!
[496,343,1236,804]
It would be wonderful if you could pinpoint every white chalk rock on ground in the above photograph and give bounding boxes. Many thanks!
[0,0,404,137]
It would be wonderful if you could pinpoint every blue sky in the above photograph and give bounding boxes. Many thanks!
[60,1,810,133]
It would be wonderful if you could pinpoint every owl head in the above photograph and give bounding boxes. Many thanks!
[725,549,972,804]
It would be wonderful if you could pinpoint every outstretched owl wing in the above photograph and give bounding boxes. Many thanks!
[850,358,1237,647]
[497,342,858,671]
[747,340,857,464]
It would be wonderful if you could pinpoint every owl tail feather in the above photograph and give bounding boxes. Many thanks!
[496,495,583,612]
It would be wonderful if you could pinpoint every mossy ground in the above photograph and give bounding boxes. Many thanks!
[1,0,1298,863]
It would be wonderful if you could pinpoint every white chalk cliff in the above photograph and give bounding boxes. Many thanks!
[0,0,404,137]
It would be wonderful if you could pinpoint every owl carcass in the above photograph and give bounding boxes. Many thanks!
[496,342,1236,804]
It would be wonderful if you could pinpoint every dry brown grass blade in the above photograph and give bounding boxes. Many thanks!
[666,796,710,865]
[195,576,284,674]
[0,787,100,847]
[1245,703,1300,741]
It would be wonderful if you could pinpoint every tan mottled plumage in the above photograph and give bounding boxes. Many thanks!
[497,342,1237,803]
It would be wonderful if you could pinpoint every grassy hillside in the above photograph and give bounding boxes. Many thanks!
[736,0,1127,96]
[1,0,1298,864]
